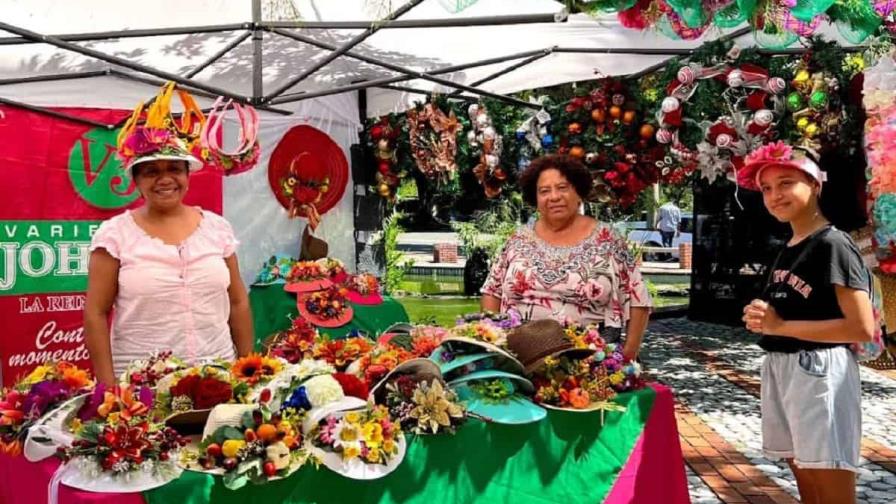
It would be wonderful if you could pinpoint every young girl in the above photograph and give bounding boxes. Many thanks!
[740,142,874,504]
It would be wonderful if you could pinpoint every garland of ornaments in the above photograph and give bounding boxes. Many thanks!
[785,64,846,152]
[406,102,461,182]
[549,80,675,207]
[657,55,789,183]
[368,117,402,199]
[466,104,509,198]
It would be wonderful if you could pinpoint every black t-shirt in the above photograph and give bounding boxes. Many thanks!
[758,226,870,353]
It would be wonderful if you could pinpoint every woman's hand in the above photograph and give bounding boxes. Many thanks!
[742,299,782,334]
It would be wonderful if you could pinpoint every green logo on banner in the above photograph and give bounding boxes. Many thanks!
[0,221,99,295]
[68,128,138,209]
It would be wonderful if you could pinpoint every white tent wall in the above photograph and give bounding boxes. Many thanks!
[223,92,360,288]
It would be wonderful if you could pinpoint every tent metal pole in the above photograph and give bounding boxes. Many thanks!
[259,12,567,29]
[447,46,556,97]
[185,31,252,78]
[0,97,114,129]
[106,69,294,115]
[268,48,550,104]
[267,28,539,109]
[556,47,699,55]
[378,84,453,96]
[264,0,425,101]
[0,23,249,45]
[0,21,253,104]
[252,0,264,102]
[0,70,109,85]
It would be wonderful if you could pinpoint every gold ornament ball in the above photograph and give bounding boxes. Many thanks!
[377,183,391,196]
[794,69,810,84]
[796,117,810,132]
[609,106,622,120]
[622,110,636,125]
[569,146,586,158]
[805,123,820,138]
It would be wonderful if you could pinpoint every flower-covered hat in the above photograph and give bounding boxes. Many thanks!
[117,82,206,172]
[297,287,354,328]
[736,141,827,191]
[447,370,546,425]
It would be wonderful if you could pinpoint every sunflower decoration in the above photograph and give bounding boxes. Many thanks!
[231,353,285,387]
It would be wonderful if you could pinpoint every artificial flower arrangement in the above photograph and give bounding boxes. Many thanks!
[382,376,465,435]
[255,255,297,285]
[281,373,369,413]
[0,361,93,456]
[152,365,234,419]
[448,320,508,348]
[317,258,347,283]
[265,317,319,364]
[530,354,619,411]
[307,404,404,466]
[231,353,286,394]
[189,405,306,489]
[298,286,354,327]
[564,324,645,393]
[312,335,374,371]
[120,351,186,387]
[56,384,188,481]
[456,310,523,331]
[285,260,326,284]
[351,326,447,389]
[345,273,380,295]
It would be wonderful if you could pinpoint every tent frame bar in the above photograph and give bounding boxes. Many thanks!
[265,0,424,101]
[0,70,109,85]
[185,30,252,78]
[265,48,551,104]
[266,27,539,109]
[448,46,556,97]
[0,14,568,46]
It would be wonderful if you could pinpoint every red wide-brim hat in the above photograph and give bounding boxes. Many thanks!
[297,295,354,328]
[284,278,333,293]
[268,125,349,216]
[345,291,383,305]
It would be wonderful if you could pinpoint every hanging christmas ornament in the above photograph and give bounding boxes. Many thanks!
[640,123,656,139]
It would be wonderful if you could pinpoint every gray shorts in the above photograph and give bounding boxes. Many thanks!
[761,346,861,471]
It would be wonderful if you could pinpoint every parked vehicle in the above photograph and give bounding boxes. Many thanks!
[625,212,693,261]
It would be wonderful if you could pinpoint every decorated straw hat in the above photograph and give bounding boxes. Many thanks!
[368,358,442,404]
[447,370,545,425]
[736,141,827,191]
[117,82,206,172]
[506,319,594,375]
[302,398,408,480]
[297,287,354,328]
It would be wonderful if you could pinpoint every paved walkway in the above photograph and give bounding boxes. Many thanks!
[645,318,896,504]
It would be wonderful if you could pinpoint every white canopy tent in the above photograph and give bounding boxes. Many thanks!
[0,0,857,118]
[0,0,858,280]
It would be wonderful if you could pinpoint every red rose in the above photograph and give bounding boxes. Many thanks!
[170,374,201,399]
[332,373,369,399]
[192,377,233,409]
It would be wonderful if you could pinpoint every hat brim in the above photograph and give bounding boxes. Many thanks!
[24,393,86,462]
[737,158,824,191]
[448,374,545,425]
[447,369,535,395]
[345,291,383,305]
[297,298,353,328]
[430,351,494,375]
[307,433,407,480]
[437,337,525,376]
[540,401,620,413]
[61,457,183,493]
[165,409,213,435]
[130,153,203,172]
[368,358,442,403]
[284,279,333,293]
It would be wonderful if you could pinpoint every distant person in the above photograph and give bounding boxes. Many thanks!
[480,154,651,361]
[657,200,681,248]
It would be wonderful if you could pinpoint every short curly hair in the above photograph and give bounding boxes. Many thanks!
[518,154,593,207]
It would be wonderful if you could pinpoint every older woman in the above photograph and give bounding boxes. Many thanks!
[481,154,651,360]
[84,122,254,385]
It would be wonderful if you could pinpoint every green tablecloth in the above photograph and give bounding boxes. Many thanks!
[249,285,409,346]
[144,386,655,504]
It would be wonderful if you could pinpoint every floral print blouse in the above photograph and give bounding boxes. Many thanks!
[481,222,651,328]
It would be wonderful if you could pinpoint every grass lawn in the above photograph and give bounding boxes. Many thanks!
[395,297,481,326]
[396,294,688,325]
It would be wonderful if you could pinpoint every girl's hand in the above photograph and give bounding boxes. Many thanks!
[742,299,782,334]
